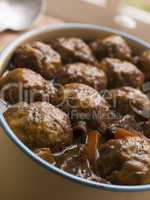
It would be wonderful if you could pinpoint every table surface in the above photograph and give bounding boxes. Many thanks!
[0,15,63,51]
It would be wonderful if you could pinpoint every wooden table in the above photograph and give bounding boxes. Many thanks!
[0,15,63,51]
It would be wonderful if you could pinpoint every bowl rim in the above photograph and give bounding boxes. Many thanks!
[0,23,150,193]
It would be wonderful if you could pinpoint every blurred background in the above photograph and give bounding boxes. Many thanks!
[0,0,149,48]
[45,0,150,41]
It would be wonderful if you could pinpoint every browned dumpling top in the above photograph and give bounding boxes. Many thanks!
[99,135,150,185]
[99,58,144,88]
[52,37,97,64]
[4,102,73,151]
[55,62,107,91]
[13,41,62,79]
[90,35,132,61]
[0,68,59,104]
[105,86,150,119]
[139,50,150,81]
[59,83,110,132]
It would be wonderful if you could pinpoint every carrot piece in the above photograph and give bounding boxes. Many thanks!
[86,130,100,167]
[115,128,137,139]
